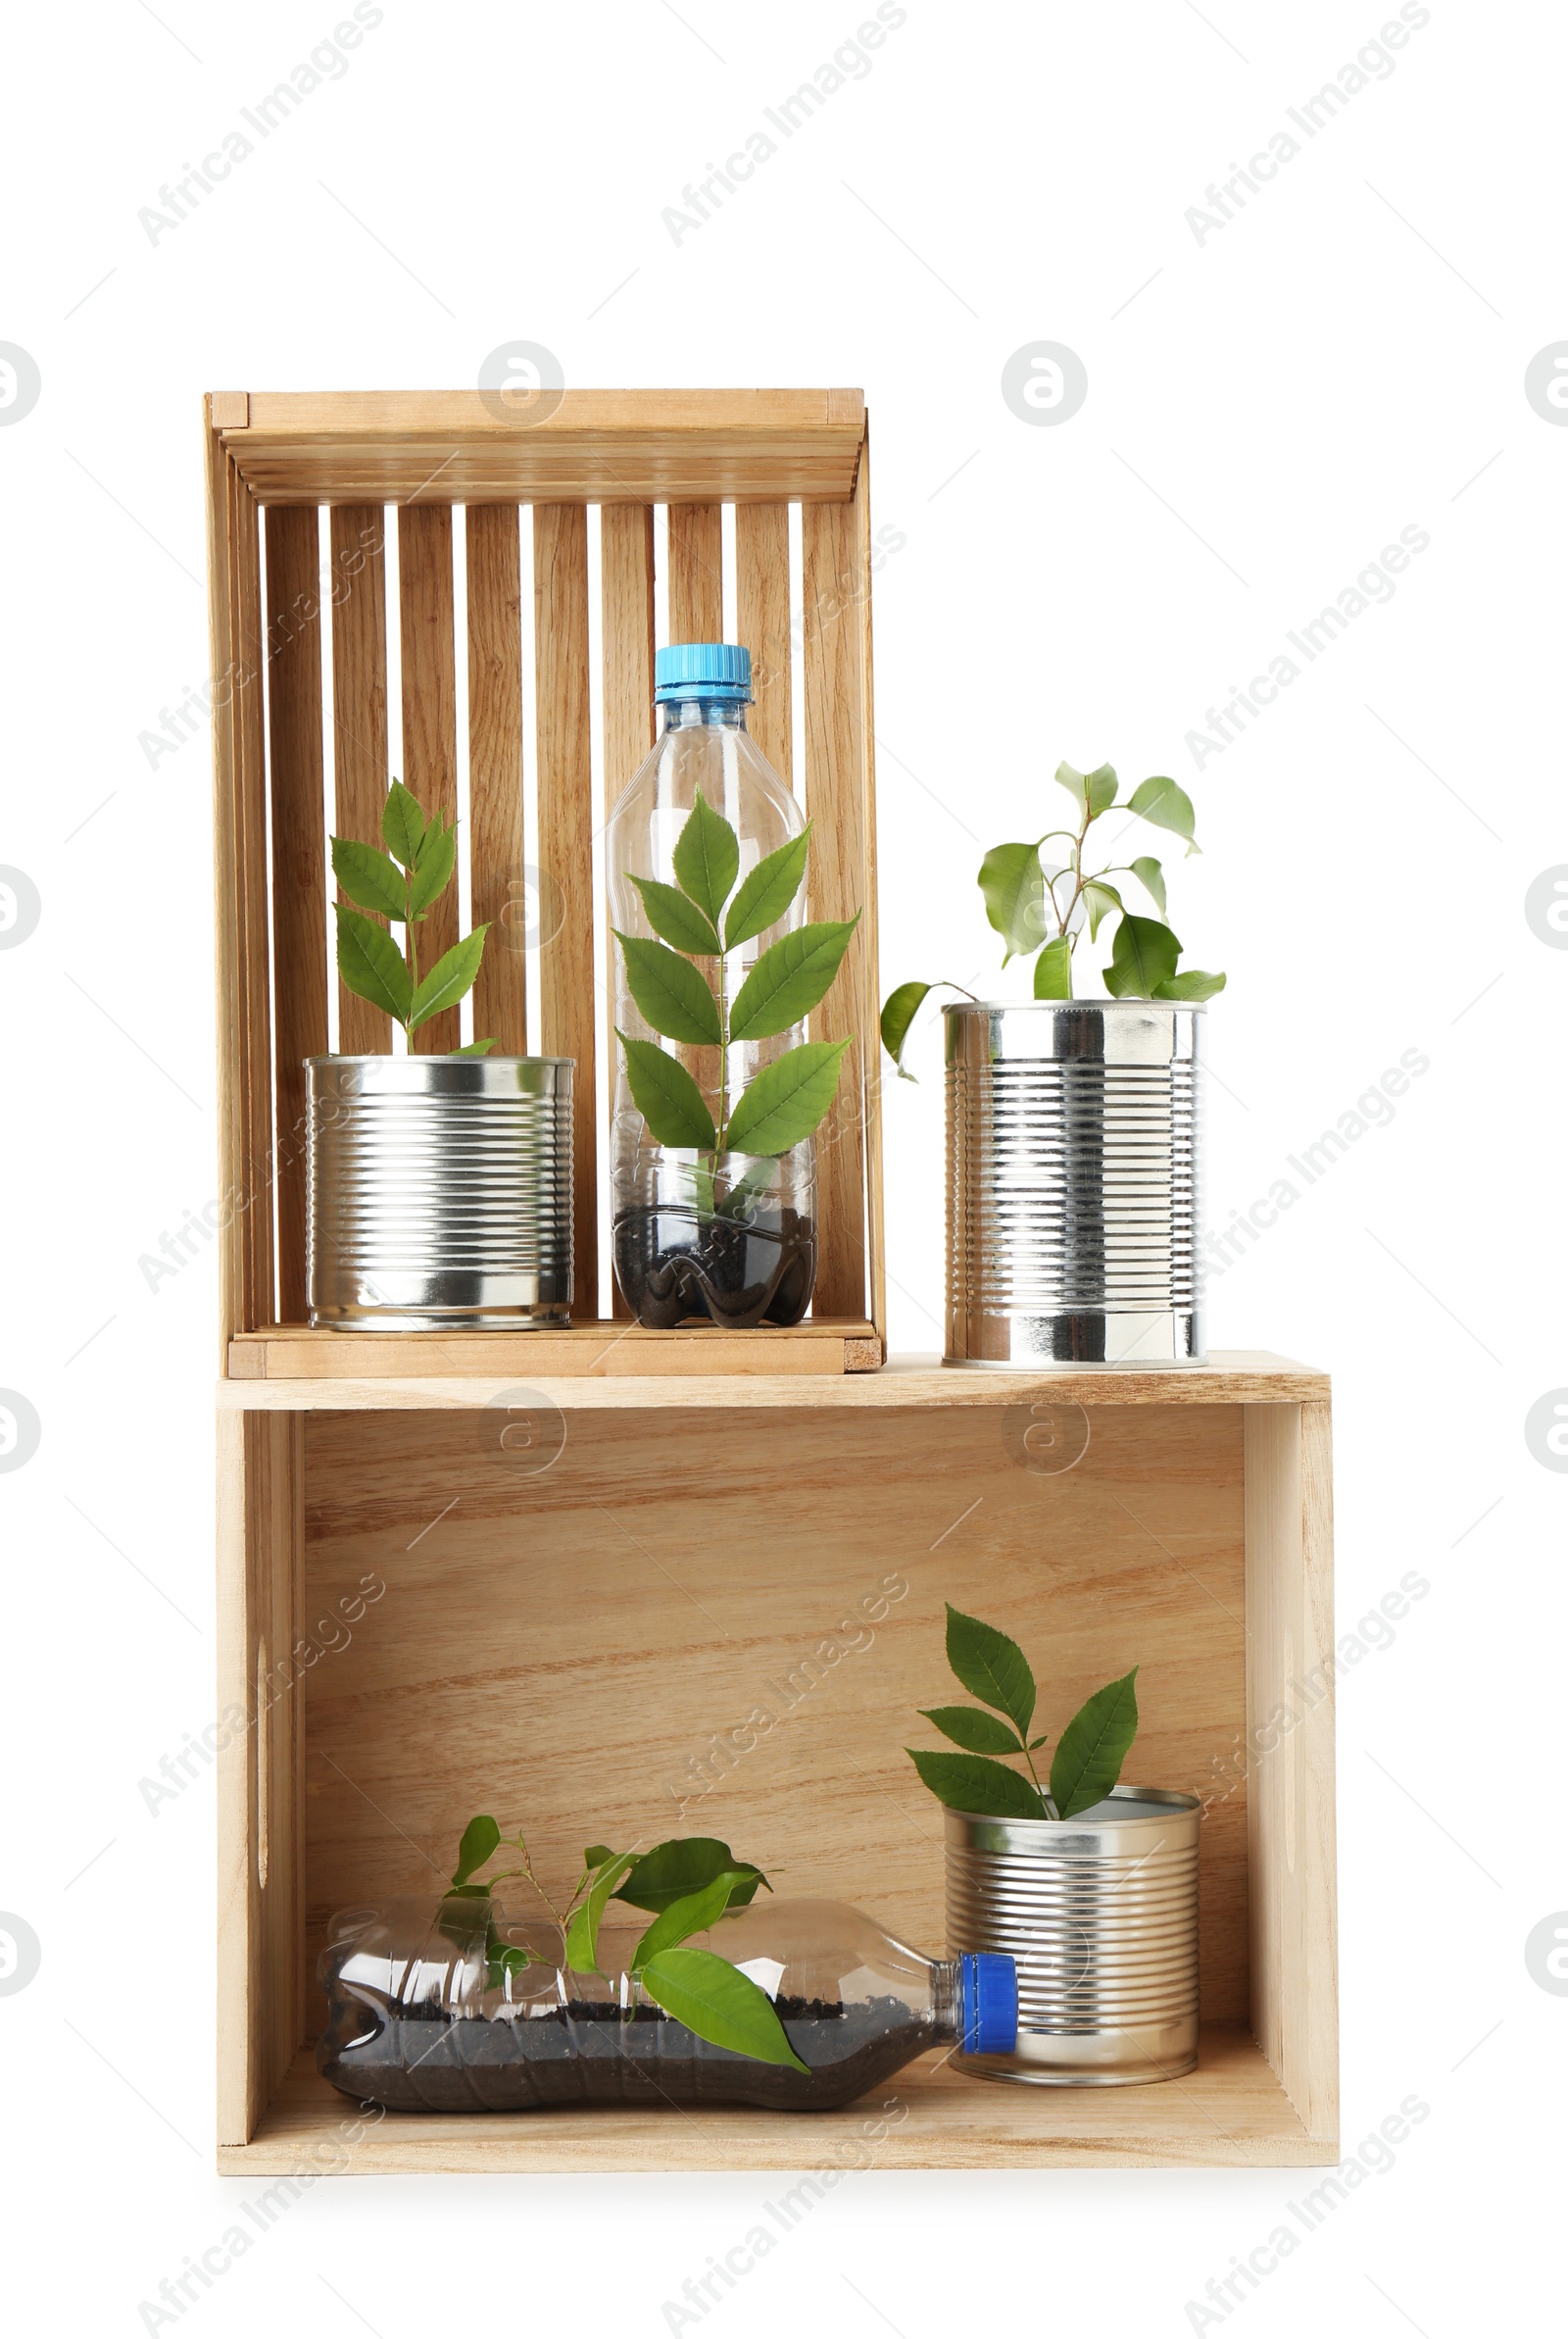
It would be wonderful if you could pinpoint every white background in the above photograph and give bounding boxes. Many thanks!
[1,0,1561,2331]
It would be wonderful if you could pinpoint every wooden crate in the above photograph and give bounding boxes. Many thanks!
[215,1359,1338,2171]
[205,388,883,1377]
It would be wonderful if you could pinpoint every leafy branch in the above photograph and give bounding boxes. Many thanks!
[446,1815,807,2072]
[880,761,1225,1075]
[616,789,858,1176]
[331,778,493,1052]
[907,1605,1140,1822]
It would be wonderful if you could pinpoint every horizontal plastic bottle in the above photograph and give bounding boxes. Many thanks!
[318,1894,1017,2113]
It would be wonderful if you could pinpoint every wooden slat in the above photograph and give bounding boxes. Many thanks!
[465,506,528,1053]
[735,501,793,779]
[222,389,866,506]
[228,1319,881,1380]
[1245,1401,1339,2142]
[264,506,329,1323]
[801,497,871,1319]
[215,1409,255,2143]
[666,503,722,641]
[228,2029,1330,2172]
[397,505,460,1051]
[218,1352,1332,1415]
[231,464,274,1330]
[533,506,598,1312]
[853,435,886,1351]
[328,505,391,1054]
[600,503,657,1320]
[207,412,246,1357]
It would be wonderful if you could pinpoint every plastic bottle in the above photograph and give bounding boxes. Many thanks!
[318,1893,1017,2113]
[605,642,818,1328]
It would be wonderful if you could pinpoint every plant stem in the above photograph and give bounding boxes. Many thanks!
[1018,1738,1060,1821]
[404,871,418,1037]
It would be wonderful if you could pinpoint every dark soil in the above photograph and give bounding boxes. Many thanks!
[318,1993,938,2115]
[612,1203,815,1329]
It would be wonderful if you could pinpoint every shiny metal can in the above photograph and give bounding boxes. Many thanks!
[306,1056,573,1330]
[944,999,1204,1369]
[944,1789,1201,2084]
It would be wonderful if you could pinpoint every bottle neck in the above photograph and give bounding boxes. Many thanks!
[930,1958,962,2045]
[658,696,750,733]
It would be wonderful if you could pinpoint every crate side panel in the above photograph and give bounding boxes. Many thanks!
[301,1402,1248,2033]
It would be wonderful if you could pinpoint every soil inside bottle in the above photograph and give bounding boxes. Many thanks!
[612,1199,815,1329]
[320,1993,938,2114]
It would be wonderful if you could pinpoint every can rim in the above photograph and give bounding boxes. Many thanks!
[942,999,1207,1017]
[306,1054,575,1068]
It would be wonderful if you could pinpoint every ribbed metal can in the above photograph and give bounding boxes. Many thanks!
[945,999,1204,1369]
[944,1790,1200,2085]
[306,1057,573,1330]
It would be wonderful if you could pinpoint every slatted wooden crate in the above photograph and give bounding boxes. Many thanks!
[205,389,882,1378]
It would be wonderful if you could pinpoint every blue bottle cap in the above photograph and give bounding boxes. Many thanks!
[958,1953,1018,2056]
[655,642,753,704]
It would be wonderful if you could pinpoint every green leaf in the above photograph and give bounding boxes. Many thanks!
[631,1870,758,1968]
[409,925,489,1031]
[727,916,860,1044]
[1054,761,1118,818]
[1129,856,1166,917]
[1028,1734,1051,1750]
[335,906,414,1025]
[452,1814,501,1887]
[564,1850,635,1974]
[1033,937,1073,999]
[918,1705,1024,1756]
[672,786,740,925]
[944,1604,1036,1739]
[1050,1668,1140,1819]
[717,1156,777,1219]
[631,876,722,959]
[583,1844,613,1870]
[978,842,1045,965]
[331,836,408,921]
[724,827,810,951]
[617,1032,717,1151]
[640,1946,809,2072]
[1128,774,1200,855]
[487,1945,531,1985]
[906,1748,1046,1818]
[408,817,458,917]
[1152,969,1227,1002]
[881,980,932,1077]
[616,933,723,1045]
[614,1838,769,1916]
[1082,879,1122,942]
[450,1036,498,1056]
[382,779,426,870]
[723,1038,852,1157]
[1103,915,1181,1000]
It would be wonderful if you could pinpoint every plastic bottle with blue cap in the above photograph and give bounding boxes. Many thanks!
[318,1892,1019,2112]
[606,642,822,1329]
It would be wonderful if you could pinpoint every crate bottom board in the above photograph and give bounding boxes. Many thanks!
[220,2028,1332,2172]
[227,1319,884,1380]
